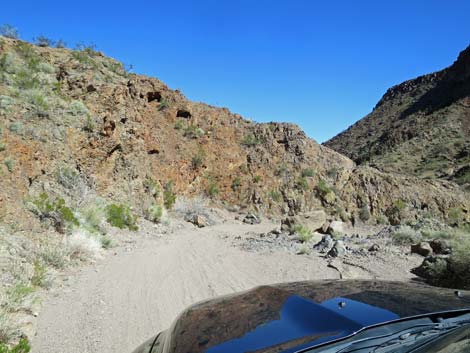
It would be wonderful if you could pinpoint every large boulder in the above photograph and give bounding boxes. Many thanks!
[327,221,346,235]
[327,240,347,258]
[410,242,433,257]
[243,213,261,225]
[313,234,334,253]
[412,255,470,290]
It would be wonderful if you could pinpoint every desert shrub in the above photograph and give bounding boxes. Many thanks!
[4,159,13,173]
[83,116,95,132]
[105,204,138,231]
[191,151,205,170]
[143,178,161,197]
[0,96,15,112]
[174,119,184,130]
[268,190,282,202]
[293,225,313,243]
[68,100,89,116]
[34,35,53,47]
[67,231,102,262]
[78,206,105,235]
[241,134,262,147]
[295,177,309,191]
[301,168,315,178]
[206,180,219,198]
[448,207,463,225]
[376,214,388,225]
[231,177,242,191]
[0,338,31,353]
[158,98,169,111]
[8,121,23,134]
[335,206,349,222]
[392,226,421,245]
[29,193,79,230]
[253,175,262,183]
[147,204,164,223]
[183,125,205,139]
[30,260,47,288]
[25,89,49,115]
[316,179,332,197]
[0,312,16,346]
[386,199,407,225]
[359,205,371,221]
[327,167,339,179]
[163,181,176,210]
[0,143,5,152]
[55,40,66,48]
[0,24,19,39]
[3,284,34,313]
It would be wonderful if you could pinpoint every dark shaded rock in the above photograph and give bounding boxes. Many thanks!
[412,255,470,290]
[243,213,261,225]
[411,242,433,257]
[327,240,347,258]
[313,234,334,253]
[368,244,380,252]
[429,239,452,255]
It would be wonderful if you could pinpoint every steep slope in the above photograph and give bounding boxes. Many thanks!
[325,46,470,190]
[0,36,468,231]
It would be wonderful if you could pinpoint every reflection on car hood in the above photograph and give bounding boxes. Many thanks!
[161,280,470,353]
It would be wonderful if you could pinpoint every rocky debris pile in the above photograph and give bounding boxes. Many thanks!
[185,214,207,228]
[280,210,326,233]
[243,213,261,225]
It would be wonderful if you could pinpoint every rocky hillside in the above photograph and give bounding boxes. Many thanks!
[0,36,469,233]
[325,46,470,191]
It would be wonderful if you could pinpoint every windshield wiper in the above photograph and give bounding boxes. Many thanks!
[335,313,470,353]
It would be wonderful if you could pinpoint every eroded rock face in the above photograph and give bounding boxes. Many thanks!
[0,37,468,229]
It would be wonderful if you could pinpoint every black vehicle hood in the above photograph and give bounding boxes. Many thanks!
[160,280,470,353]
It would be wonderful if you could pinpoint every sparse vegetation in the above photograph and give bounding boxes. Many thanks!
[301,168,315,178]
[253,175,262,183]
[293,225,313,242]
[268,190,282,202]
[163,181,176,210]
[174,119,184,130]
[147,204,164,223]
[105,204,138,231]
[4,159,13,173]
[295,177,309,191]
[191,151,205,170]
[0,338,31,353]
[34,35,53,47]
[231,177,242,191]
[241,134,262,147]
[359,205,371,221]
[0,24,19,39]
[183,125,205,139]
[206,180,219,198]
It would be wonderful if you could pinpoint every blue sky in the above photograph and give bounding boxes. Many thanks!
[1,0,470,142]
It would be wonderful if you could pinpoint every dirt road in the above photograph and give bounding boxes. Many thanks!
[31,219,415,353]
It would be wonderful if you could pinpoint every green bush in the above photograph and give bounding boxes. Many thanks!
[183,125,205,139]
[253,175,262,183]
[316,179,332,197]
[0,338,31,353]
[174,119,184,130]
[392,227,421,245]
[231,177,242,191]
[105,204,138,231]
[268,190,282,202]
[163,181,176,210]
[158,98,169,111]
[295,177,309,191]
[147,204,164,223]
[30,260,47,288]
[0,143,6,152]
[30,193,79,229]
[241,134,262,147]
[301,168,315,178]
[4,159,13,173]
[359,205,371,221]
[293,225,313,243]
[8,121,23,134]
[69,101,89,116]
[191,152,205,170]
[207,180,219,198]
[143,178,161,197]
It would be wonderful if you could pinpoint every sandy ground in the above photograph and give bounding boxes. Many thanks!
[31,218,420,353]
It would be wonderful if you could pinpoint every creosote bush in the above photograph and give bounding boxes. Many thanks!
[0,338,31,353]
[105,204,138,231]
